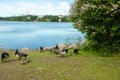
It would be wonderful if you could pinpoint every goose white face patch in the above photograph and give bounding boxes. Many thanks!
[16,54,19,57]
[5,54,8,58]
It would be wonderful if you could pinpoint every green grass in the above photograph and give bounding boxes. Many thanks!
[0,50,120,80]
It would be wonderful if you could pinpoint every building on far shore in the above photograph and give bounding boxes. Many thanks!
[58,15,63,22]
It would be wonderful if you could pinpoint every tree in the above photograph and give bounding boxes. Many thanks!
[70,0,120,53]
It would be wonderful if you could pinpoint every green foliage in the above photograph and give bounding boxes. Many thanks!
[70,0,120,53]
[0,17,6,21]
[0,15,71,22]
[41,15,59,22]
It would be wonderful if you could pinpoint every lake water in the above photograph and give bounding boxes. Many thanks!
[0,21,84,49]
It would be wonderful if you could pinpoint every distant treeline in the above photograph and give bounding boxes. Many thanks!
[0,15,71,22]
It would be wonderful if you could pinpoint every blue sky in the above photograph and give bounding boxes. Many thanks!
[0,0,74,17]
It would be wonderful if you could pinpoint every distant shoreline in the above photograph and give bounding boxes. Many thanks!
[0,15,71,22]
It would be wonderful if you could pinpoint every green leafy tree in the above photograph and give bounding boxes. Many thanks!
[70,0,120,53]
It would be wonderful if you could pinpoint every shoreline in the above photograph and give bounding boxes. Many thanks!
[0,42,84,53]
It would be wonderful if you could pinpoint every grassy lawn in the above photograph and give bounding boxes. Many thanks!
[0,50,120,80]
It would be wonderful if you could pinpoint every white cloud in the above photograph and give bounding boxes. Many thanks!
[0,1,71,17]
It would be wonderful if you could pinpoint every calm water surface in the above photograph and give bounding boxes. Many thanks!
[0,21,84,49]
